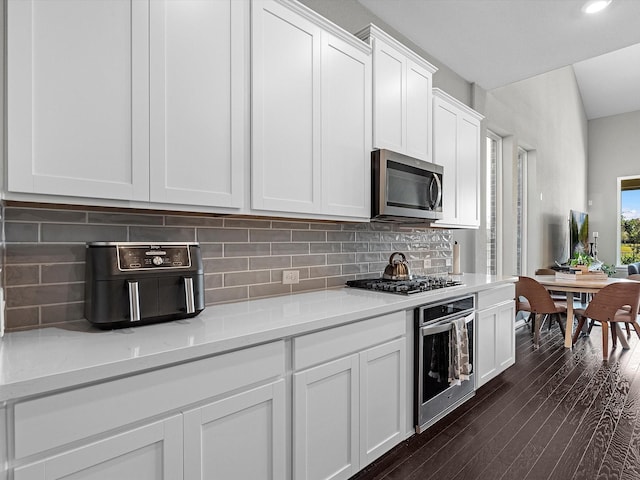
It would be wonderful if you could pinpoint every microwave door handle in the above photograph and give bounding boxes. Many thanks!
[430,174,442,210]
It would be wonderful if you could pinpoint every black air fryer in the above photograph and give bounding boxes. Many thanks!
[85,242,205,329]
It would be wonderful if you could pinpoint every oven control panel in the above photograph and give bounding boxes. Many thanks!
[117,244,192,270]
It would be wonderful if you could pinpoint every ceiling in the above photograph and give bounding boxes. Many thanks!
[358,0,640,119]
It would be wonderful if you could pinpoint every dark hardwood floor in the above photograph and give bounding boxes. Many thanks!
[352,320,640,480]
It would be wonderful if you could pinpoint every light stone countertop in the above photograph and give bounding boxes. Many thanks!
[0,273,516,403]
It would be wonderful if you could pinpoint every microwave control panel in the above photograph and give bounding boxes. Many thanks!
[117,244,192,270]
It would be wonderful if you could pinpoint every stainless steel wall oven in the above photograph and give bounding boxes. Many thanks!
[415,295,475,433]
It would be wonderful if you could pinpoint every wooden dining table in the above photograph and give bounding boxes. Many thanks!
[534,275,640,348]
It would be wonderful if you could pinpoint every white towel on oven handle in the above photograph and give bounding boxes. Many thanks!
[448,313,472,385]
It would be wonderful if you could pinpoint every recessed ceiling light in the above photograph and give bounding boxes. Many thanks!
[583,0,612,14]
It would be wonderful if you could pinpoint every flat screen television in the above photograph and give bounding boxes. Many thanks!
[569,210,589,259]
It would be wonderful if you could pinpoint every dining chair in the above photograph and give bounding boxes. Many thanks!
[572,282,640,360]
[516,276,567,346]
[534,268,567,304]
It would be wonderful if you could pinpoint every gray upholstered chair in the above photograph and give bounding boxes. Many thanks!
[628,262,640,275]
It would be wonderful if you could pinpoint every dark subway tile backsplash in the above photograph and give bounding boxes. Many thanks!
[2,205,453,331]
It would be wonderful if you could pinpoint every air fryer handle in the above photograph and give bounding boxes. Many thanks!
[184,277,195,314]
[127,281,141,322]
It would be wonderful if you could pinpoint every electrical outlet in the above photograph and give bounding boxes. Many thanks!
[423,259,429,269]
[282,270,299,285]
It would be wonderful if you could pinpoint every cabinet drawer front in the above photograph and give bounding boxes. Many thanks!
[477,283,516,310]
[14,415,183,480]
[14,341,284,459]
[293,311,405,370]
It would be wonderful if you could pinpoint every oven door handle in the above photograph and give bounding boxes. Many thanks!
[420,322,452,336]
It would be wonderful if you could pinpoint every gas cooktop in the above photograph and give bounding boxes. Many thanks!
[346,276,463,295]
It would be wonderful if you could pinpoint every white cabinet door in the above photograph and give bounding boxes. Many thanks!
[476,301,516,388]
[359,338,406,468]
[372,39,405,153]
[457,115,482,227]
[321,32,371,218]
[7,0,149,201]
[294,355,360,480]
[251,0,321,214]
[183,380,286,480]
[496,302,516,371]
[433,98,459,223]
[149,0,247,208]
[476,305,498,386]
[432,89,483,229]
[405,59,433,161]
[14,415,183,480]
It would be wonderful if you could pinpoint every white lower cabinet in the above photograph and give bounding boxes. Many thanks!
[9,341,285,480]
[7,311,415,480]
[293,313,406,480]
[183,380,286,480]
[14,415,184,480]
[14,381,286,480]
[476,285,516,388]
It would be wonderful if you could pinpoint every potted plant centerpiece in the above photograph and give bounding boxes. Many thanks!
[569,252,616,277]
[570,252,593,273]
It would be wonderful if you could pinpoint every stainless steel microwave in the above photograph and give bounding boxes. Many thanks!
[371,149,443,222]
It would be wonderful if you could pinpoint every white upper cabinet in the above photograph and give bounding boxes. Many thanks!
[356,25,437,162]
[7,0,247,210]
[149,0,248,208]
[431,88,484,229]
[251,0,371,219]
[7,0,150,201]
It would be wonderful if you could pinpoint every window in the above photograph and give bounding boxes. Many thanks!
[619,176,640,265]
[516,147,528,275]
[486,131,502,275]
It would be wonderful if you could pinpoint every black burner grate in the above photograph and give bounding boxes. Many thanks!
[346,276,463,295]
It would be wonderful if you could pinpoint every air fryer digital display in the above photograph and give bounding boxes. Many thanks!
[117,245,192,270]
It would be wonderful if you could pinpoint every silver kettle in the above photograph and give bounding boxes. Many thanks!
[383,252,411,280]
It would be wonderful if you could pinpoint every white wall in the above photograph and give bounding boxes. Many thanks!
[587,110,640,267]
[480,66,589,274]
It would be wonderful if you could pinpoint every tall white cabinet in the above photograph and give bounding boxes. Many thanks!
[431,88,484,229]
[7,0,247,209]
[251,0,371,218]
[7,0,150,201]
[356,25,437,162]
